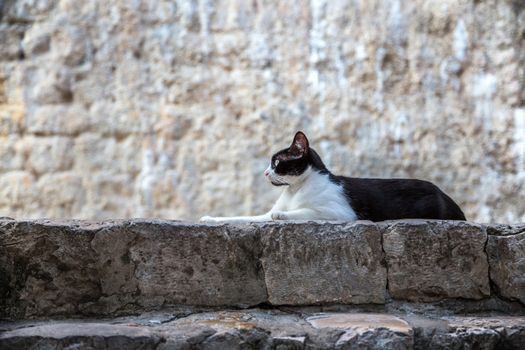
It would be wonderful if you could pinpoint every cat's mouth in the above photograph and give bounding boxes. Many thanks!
[266,171,289,186]
[270,179,289,186]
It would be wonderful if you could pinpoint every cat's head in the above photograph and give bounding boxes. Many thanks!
[264,131,328,186]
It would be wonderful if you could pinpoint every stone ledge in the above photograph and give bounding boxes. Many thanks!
[1,309,525,350]
[1,219,524,319]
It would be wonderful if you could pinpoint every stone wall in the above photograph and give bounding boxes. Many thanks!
[2,219,524,319]
[0,0,524,221]
[2,219,525,349]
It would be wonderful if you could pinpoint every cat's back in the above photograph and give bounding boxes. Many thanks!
[340,176,439,194]
[332,175,466,221]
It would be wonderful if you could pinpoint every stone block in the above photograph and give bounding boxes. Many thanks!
[410,315,525,350]
[0,105,25,136]
[0,136,24,171]
[21,24,51,57]
[126,221,267,308]
[0,171,36,208]
[26,105,90,135]
[82,173,134,219]
[487,228,525,305]
[2,0,57,23]
[36,173,85,217]
[73,133,142,175]
[306,313,413,349]
[73,133,117,171]
[0,220,100,318]
[261,221,386,305]
[383,220,490,301]
[26,67,73,104]
[52,25,90,66]
[0,220,267,318]
[0,24,24,61]
[0,323,162,350]
[25,136,75,175]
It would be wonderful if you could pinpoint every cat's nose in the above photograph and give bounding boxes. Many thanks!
[264,170,269,177]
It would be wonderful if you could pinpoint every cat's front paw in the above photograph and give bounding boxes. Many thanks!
[200,216,217,222]
[271,211,289,220]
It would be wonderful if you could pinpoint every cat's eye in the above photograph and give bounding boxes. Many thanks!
[274,159,279,167]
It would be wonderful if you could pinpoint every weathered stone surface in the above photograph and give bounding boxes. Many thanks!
[2,310,525,350]
[0,323,163,350]
[25,105,90,136]
[0,220,266,319]
[383,220,490,301]
[25,136,75,175]
[0,220,101,319]
[0,24,24,61]
[307,313,413,349]
[487,230,525,305]
[261,221,387,305]
[123,221,267,308]
[2,0,57,23]
[409,315,525,350]
[21,25,51,57]
[2,220,525,320]
[0,0,524,221]
[0,136,24,172]
[486,224,525,237]
[0,171,37,212]
[35,173,85,218]
[0,105,24,136]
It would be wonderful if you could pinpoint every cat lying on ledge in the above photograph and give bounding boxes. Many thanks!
[200,132,466,223]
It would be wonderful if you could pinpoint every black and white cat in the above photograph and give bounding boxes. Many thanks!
[200,132,466,222]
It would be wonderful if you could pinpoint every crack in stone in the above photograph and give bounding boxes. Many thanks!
[379,224,391,302]
[254,224,270,305]
[482,226,494,301]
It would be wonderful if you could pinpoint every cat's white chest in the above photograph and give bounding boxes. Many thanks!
[273,170,357,221]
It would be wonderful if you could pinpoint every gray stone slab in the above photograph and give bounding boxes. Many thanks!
[260,221,387,305]
[306,313,413,349]
[123,221,267,308]
[0,220,267,318]
[3,219,525,320]
[487,231,525,306]
[2,310,525,350]
[408,315,525,350]
[383,220,490,301]
[0,323,163,350]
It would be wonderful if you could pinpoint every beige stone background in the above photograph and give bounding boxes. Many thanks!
[0,0,524,222]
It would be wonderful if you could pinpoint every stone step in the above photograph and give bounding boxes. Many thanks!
[1,219,524,319]
[1,309,525,350]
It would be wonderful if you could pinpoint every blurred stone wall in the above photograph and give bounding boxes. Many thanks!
[0,0,524,222]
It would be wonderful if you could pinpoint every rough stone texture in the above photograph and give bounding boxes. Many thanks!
[0,323,163,350]
[409,315,525,350]
[1,0,525,222]
[2,310,525,350]
[261,221,386,305]
[487,229,525,305]
[383,220,490,301]
[2,219,525,320]
[306,313,413,349]
[0,219,267,319]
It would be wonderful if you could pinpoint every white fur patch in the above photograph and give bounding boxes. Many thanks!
[271,167,358,221]
[201,166,357,222]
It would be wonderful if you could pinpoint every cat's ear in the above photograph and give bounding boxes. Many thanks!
[289,131,309,158]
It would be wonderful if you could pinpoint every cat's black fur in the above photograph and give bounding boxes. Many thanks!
[272,131,466,221]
